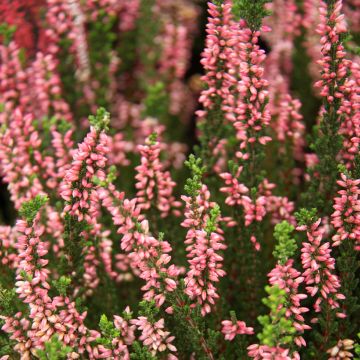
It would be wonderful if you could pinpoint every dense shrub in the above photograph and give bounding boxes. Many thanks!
[0,0,359,359]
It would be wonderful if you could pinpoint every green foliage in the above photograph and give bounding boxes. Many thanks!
[0,23,16,45]
[19,195,48,223]
[89,107,110,132]
[97,314,121,347]
[184,155,205,196]
[355,333,360,359]
[232,0,271,30]
[56,37,81,121]
[138,300,158,323]
[148,132,158,146]
[136,0,161,89]
[130,341,157,360]
[52,276,71,297]
[56,118,73,134]
[196,97,231,173]
[273,221,296,265]
[257,285,296,347]
[205,204,221,234]
[92,165,117,187]
[0,287,17,316]
[0,2,359,359]
[336,238,360,337]
[294,208,318,227]
[143,82,169,123]
[87,11,117,109]
[35,335,72,360]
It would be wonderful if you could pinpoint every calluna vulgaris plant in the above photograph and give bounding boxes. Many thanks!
[0,0,359,359]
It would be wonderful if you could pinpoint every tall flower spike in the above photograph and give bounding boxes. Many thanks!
[24,52,72,122]
[60,107,110,224]
[297,217,346,319]
[248,285,301,360]
[135,133,181,218]
[305,0,354,214]
[60,108,110,294]
[233,20,271,160]
[302,0,322,81]
[182,155,226,315]
[264,0,305,174]
[5,196,60,353]
[248,222,309,358]
[0,109,45,209]
[0,39,27,124]
[331,172,360,250]
[0,225,18,268]
[314,0,349,102]
[339,60,360,170]
[3,196,132,358]
[98,183,181,307]
[268,260,310,347]
[51,123,75,183]
[196,1,237,169]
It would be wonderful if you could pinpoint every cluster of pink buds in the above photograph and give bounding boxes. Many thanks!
[59,110,112,294]
[110,308,136,359]
[182,181,226,315]
[219,166,248,207]
[2,204,57,357]
[60,119,110,224]
[221,319,254,341]
[302,0,323,81]
[44,0,73,55]
[220,170,269,227]
[1,196,141,359]
[339,61,360,169]
[314,0,349,102]
[327,339,355,360]
[275,96,305,163]
[331,173,360,249]
[248,344,300,360]
[66,0,91,82]
[184,226,226,316]
[220,168,264,251]
[160,23,190,80]
[242,195,267,228]
[131,317,177,358]
[98,183,181,307]
[0,41,26,124]
[182,183,216,250]
[51,125,75,182]
[220,170,296,250]
[258,180,296,225]
[233,23,272,159]
[25,52,72,121]
[135,135,181,218]
[264,0,305,171]
[0,226,18,268]
[1,312,31,358]
[0,109,45,209]
[197,2,236,121]
[268,259,311,347]
[297,219,346,319]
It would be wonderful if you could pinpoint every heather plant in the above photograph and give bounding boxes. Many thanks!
[0,0,359,359]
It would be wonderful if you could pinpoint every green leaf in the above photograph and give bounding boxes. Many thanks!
[19,195,49,223]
